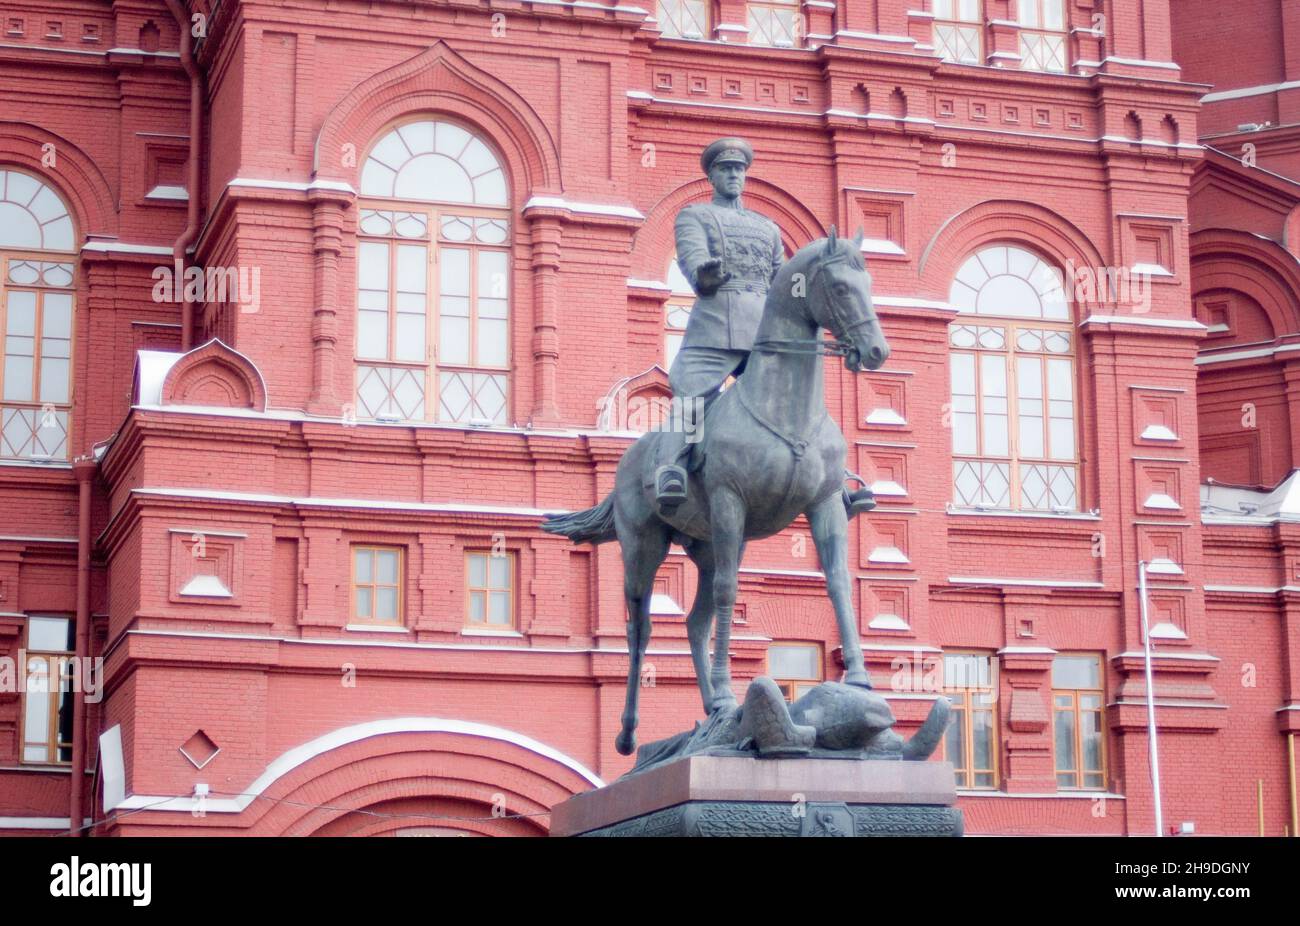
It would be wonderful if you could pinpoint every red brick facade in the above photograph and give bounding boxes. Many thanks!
[0,0,1297,836]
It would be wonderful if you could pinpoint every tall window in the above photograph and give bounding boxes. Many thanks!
[357,119,510,426]
[948,245,1078,512]
[942,652,998,789]
[1053,654,1105,790]
[351,545,403,626]
[768,642,822,701]
[657,0,709,38]
[933,0,982,64]
[664,257,693,370]
[466,550,516,629]
[0,170,75,461]
[747,0,801,47]
[1017,0,1066,72]
[21,615,74,765]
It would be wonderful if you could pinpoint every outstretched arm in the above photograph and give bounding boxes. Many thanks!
[675,208,729,295]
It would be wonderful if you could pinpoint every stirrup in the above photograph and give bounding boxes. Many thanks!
[843,486,876,518]
[655,463,688,509]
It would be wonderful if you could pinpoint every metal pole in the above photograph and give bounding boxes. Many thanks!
[1289,733,1298,838]
[1138,561,1164,837]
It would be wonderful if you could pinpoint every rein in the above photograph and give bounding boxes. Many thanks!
[751,337,850,356]
[751,249,878,359]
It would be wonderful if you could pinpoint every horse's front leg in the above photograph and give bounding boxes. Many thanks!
[808,490,871,688]
[707,488,746,712]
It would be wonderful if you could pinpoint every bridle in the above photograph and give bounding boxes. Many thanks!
[751,248,879,363]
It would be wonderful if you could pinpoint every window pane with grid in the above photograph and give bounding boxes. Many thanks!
[22,615,73,765]
[1053,654,1105,789]
[948,246,1077,512]
[657,0,709,38]
[747,2,800,47]
[0,173,75,462]
[1017,0,1066,72]
[1020,31,1066,71]
[352,546,402,625]
[357,122,510,425]
[1017,0,1064,29]
[466,551,515,627]
[943,653,998,788]
[933,0,981,63]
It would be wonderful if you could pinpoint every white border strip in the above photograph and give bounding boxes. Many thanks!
[949,576,1104,589]
[132,486,559,517]
[523,195,645,220]
[1201,79,1300,103]
[1081,315,1207,330]
[0,816,88,829]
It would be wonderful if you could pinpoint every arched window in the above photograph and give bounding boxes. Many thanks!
[355,119,510,426]
[0,169,75,461]
[664,256,693,370]
[948,244,1078,512]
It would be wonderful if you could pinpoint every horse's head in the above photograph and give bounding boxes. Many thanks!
[803,227,889,372]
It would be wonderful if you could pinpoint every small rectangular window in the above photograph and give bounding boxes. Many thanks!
[466,550,516,628]
[943,652,999,789]
[352,545,403,626]
[768,642,822,701]
[21,615,74,765]
[1053,653,1105,790]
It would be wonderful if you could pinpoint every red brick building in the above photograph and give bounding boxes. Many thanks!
[0,0,1296,836]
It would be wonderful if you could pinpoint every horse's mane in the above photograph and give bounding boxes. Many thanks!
[771,235,867,296]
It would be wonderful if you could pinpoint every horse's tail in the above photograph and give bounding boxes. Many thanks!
[540,494,617,545]
[902,696,951,761]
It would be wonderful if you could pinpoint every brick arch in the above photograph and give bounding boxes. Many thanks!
[749,595,838,648]
[226,720,600,836]
[0,122,117,240]
[313,41,561,201]
[1190,227,1300,338]
[919,199,1108,310]
[159,339,268,411]
[630,176,826,281]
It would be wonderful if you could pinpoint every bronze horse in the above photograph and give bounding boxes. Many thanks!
[543,229,890,756]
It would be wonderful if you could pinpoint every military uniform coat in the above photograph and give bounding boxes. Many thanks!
[673,200,783,353]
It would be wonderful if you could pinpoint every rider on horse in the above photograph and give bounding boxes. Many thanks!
[654,137,784,511]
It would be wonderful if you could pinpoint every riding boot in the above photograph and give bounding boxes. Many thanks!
[655,396,704,510]
[655,443,691,510]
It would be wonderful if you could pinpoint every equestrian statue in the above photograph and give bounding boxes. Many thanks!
[542,138,948,770]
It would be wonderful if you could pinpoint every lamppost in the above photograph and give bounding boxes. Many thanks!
[1138,560,1164,837]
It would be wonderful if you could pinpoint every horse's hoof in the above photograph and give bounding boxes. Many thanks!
[614,730,636,756]
[843,668,873,690]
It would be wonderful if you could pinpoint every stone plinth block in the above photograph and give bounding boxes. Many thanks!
[550,755,963,837]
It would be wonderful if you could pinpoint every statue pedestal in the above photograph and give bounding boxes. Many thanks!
[550,755,963,837]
